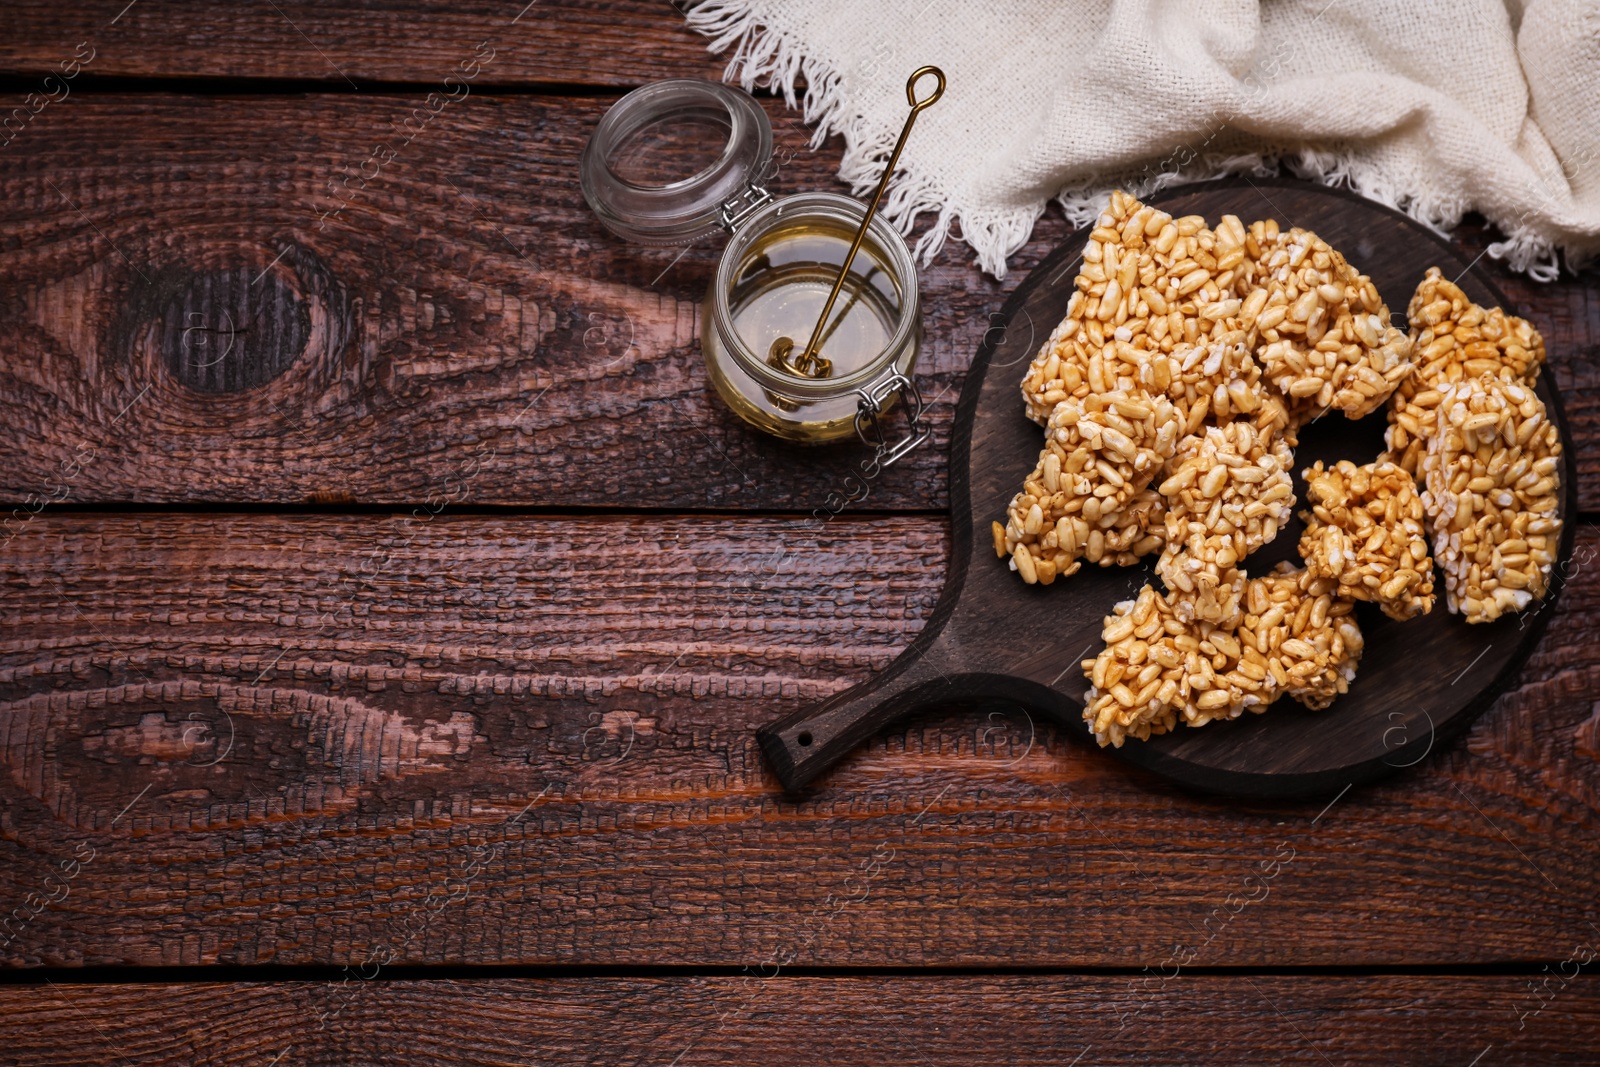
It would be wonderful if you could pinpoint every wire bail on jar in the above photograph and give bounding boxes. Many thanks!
[854,371,929,467]
[720,184,774,232]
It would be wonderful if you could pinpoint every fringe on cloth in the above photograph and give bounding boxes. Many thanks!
[684,0,1569,282]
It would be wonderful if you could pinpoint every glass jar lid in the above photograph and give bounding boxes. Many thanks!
[580,79,774,246]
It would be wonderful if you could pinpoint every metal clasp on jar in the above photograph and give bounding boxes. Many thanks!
[854,372,929,467]
[719,184,774,232]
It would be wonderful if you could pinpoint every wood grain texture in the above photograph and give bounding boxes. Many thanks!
[0,92,1001,510]
[0,94,1595,510]
[2,977,1597,1066]
[0,1,723,86]
[3,513,1596,967]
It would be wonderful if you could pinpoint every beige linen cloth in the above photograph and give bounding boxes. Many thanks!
[685,0,1600,281]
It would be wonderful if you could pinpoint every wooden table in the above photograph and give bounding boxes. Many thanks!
[2,4,1597,1063]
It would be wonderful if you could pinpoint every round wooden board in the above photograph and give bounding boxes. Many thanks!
[758,177,1577,798]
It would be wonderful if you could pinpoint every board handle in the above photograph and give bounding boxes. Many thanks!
[757,633,959,792]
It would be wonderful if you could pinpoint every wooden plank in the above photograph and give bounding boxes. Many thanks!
[0,1,723,87]
[2,95,1594,511]
[3,977,1597,1065]
[2,513,1596,967]
[0,92,1017,511]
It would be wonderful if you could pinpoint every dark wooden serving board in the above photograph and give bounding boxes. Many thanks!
[758,177,1579,798]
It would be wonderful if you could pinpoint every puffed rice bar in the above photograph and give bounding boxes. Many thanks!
[1020,194,1266,434]
[997,388,1178,584]
[1386,266,1545,477]
[1237,565,1364,712]
[1298,459,1435,620]
[1156,420,1296,625]
[1080,585,1188,747]
[1080,566,1364,746]
[1243,220,1413,423]
[1419,374,1563,623]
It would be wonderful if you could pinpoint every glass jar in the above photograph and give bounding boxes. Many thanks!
[580,79,927,462]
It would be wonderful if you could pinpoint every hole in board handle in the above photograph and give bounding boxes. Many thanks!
[796,731,813,747]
